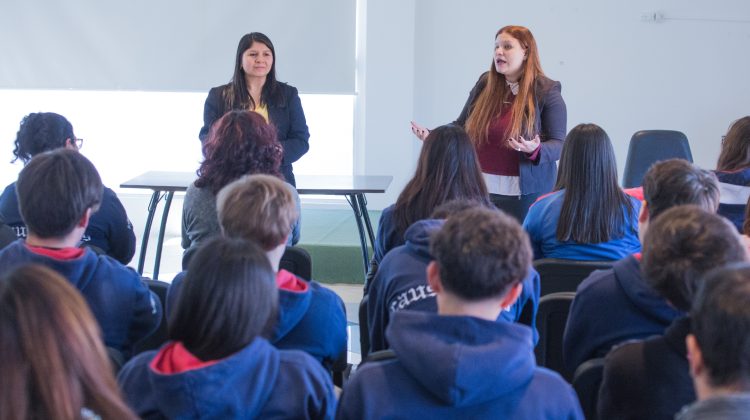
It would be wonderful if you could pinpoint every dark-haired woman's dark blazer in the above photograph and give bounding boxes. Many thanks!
[199,82,310,186]
[455,73,567,195]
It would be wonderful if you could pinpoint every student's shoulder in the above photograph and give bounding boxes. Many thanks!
[277,348,332,381]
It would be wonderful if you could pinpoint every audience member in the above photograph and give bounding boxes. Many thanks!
[182,110,301,267]
[0,221,14,250]
[564,159,720,371]
[366,199,540,354]
[372,124,490,268]
[118,237,335,419]
[171,174,346,366]
[0,112,135,263]
[0,149,161,356]
[0,264,136,419]
[677,263,750,419]
[597,206,747,420]
[714,116,750,231]
[523,123,640,260]
[338,207,583,419]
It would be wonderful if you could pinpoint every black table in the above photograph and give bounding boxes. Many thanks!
[120,171,392,280]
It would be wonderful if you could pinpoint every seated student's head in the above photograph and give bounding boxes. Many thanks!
[12,112,81,164]
[642,205,747,312]
[217,173,298,252]
[553,123,635,244]
[716,116,750,172]
[394,124,490,239]
[170,236,278,361]
[687,263,750,398]
[0,264,135,419]
[16,149,102,240]
[196,110,284,194]
[640,159,719,237]
[428,207,531,318]
[429,198,495,220]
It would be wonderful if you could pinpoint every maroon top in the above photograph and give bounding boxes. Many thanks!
[476,99,540,176]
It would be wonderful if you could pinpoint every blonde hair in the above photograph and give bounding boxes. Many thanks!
[217,174,298,250]
[465,25,545,146]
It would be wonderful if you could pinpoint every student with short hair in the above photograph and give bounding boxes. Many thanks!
[366,199,541,355]
[0,112,136,263]
[118,237,336,419]
[564,159,720,372]
[170,174,346,366]
[0,264,137,420]
[597,206,748,420]
[0,149,161,357]
[677,263,750,419]
[338,207,583,419]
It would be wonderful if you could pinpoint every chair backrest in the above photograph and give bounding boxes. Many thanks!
[573,357,606,420]
[359,294,370,359]
[534,258,614,296]
[622,130,693,188]
[535,292,576,382]
[133,278,170,354]
[280,246,312,280]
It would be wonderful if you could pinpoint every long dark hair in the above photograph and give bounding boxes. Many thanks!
[393,124,490,238]
[223,32,285,111]
[465,25,545,145]
[169,236,279,361]
[554,123,635,243]
[0,264,136,420]
[195,110,284,194]
[716,116,750,171]
[12,112,75,164]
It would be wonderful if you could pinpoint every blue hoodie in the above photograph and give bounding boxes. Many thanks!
[714,168,750,232]
[0,240,161,356]
[367,219,541,354]
[373,204,400,264]
[563,254,683,372]
[118,338,336,419]
[0,182,136,264]
[168,269,347,367]
[338,311,583,419]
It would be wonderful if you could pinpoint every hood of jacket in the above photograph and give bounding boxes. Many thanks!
[615,254,683,324]
[402,219,444,259]
[386,310,535,407]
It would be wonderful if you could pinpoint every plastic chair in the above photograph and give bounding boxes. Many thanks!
[622,130,693,188]
[535,292,576,382]
[533,258,614,296]
[280,246,312,280]
[573,357,606,420]
[132,278,170,354]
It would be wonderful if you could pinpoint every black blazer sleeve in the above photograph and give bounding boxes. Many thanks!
[199,86,226,142]
[454,73,489,127]
[271,84,310,165]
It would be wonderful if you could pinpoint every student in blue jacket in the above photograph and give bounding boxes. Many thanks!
[367,199,541,355]
[171,174,346,367]
[0,149,160,357]
[0,112,135,264]
[713,115,750,231]
[338,207,582,420]
[523,123,641,261]
[118,237,336,419]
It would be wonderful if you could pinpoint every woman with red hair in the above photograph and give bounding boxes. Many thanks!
[182,110,301,268]
[412,25,567,222]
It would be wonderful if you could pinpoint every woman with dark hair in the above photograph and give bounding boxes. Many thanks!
[200,32,309,186]
[412,25,566,222]
[117,237,335,419]
[0,264,136,420]
[182,110,301,267]
[0,112,136,264]
[373,124,491,265]
[714,116,750,231]
[522,123,641,260]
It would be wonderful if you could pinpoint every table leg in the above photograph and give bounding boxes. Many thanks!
[152,191,174,280]
[347,194,370,279]
[137,191,161,275]
[355,193,376,250]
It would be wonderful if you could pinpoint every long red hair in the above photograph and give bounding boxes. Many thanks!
[465,26,545,146]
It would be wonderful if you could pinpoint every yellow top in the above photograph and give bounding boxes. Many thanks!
[253,103,269,123]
